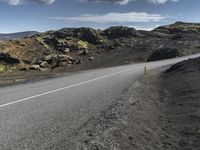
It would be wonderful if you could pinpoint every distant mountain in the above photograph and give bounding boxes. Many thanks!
[0,31,38,40]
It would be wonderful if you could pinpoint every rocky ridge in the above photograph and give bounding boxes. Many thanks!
[1,22,200,74]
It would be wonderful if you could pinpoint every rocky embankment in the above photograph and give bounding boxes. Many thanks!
[161,57,200,149]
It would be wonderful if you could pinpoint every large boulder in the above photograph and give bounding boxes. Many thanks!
[47,28,104,45]
[103,26,137,39]
[148,48,181,61]
[73,28,104,44]
[0,52,20,64]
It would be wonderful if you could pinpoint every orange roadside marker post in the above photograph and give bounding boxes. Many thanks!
[144,66,147,76]
[144,58,147,76]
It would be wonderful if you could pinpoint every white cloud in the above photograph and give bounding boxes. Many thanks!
[78,0,133,5]
[3,0,23,5]
[36,0,55,4]
[129,24,161,31]
[115,0,131,5]
[148,0,179,4]
[3,0,55,5]
[50,12,166,24]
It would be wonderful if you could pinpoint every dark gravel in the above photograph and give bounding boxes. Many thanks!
[68,57,200,150]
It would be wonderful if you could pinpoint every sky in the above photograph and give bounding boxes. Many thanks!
[0,0,199,33]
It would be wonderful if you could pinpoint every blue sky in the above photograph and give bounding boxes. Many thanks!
[0,0,199,33]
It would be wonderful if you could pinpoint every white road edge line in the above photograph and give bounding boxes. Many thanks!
[0,67,142,109]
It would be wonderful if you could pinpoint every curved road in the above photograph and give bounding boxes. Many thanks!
[0,53,200,149]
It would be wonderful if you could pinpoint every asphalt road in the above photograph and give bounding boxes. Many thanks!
[0,53,200,150]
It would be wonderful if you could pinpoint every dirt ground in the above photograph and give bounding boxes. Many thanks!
[161,57,200,150]
[0,46,145,87]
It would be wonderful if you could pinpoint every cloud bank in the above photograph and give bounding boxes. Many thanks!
[2,0,179,5]
[78,0,179,5]
[50,12,166,24]
[3,0,55,5]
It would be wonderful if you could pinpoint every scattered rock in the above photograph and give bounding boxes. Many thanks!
[73,59,82,64]
[108,45,114,50]
[58,55,73,63]
[20,67,29,71]
[40,61,48,68]
[40,68,48,72]
[67,56,74,61]
[79,49,88,55]
[59,62,70,66]
[113,41,121,47]
[43,55,53,61]
[89,57,94,61]
[29,65,41,71]
[63,48,70,53]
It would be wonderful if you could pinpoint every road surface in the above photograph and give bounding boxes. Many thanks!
[0,53,200,149]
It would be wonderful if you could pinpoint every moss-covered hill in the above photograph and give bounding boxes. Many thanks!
[154,21,200,33]
[1,22,200,73]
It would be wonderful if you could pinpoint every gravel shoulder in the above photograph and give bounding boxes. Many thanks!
[67,59,200,150]
[68,67,167,150]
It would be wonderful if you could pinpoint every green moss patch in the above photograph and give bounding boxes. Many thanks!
[0,64,6,72]
[77,40,88,49]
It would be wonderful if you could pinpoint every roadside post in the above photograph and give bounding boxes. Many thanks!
[144,66,147,76]
[144,58,147,76]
